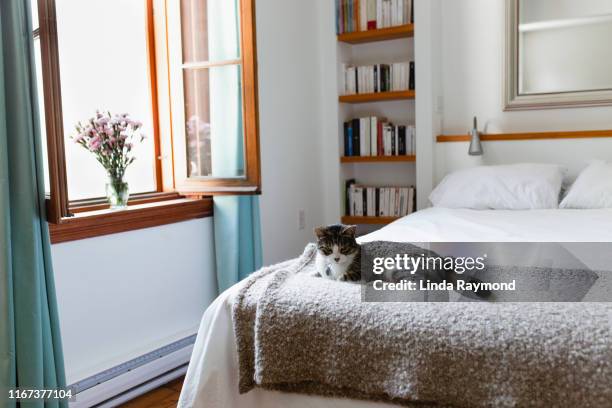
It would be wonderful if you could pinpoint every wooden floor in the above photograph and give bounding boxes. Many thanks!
[120,377,183,408]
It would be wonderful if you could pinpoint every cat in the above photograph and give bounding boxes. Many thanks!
[314,224,361,282]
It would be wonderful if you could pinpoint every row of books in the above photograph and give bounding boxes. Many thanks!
[336,0,414,34]
[346,180,416,217]
[343,62,414,95]
[343,118,415,157]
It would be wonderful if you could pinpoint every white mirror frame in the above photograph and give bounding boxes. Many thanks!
[504,0,612,111]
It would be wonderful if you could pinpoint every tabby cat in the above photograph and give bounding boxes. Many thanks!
[314,224,361,282]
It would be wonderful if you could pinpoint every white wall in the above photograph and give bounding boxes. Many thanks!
[317,0,344,225]
[52,218,217,384]
[435,0,612,182]
[256,0,330,264]
[414,0,442,209]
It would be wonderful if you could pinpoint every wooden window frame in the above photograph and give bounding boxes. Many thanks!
[35,0,261,242]
[38,0,174,221]
[163,0,261,195]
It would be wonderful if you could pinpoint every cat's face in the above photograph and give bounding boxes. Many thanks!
[314,224,359,265]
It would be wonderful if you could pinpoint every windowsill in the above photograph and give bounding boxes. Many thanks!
[68,191,183,213]
[49,196,213,244]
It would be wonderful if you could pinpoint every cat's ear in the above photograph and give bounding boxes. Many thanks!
[314,226,327,239]
[341,225,357,238]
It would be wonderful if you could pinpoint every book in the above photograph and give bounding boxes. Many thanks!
[367,0,377,29]
[360,0,368,31]
[345,179,356,215]
[359,117,367,156]
[379,187,386,216]
[370,117,378,156]
[336,0,411,34]
[344,122,349,156]
[408,186,415,214]
[355,186,363,216]
[377,119,384,156]
[398,125,406,155]
[399,187,406,216]
[351,118,360,156]
[374,187,380,216]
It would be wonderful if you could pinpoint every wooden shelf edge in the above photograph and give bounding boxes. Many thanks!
[437,129,612,143]
[341,216,399,225]
[339,90,415,103]
[337,24,414,44]
[341,155,416,163]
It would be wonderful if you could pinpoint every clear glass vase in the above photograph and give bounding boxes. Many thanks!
[106,176,129,210]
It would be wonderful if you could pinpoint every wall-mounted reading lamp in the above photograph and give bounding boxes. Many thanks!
[468,116,483,156]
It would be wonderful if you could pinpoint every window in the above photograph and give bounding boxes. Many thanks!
[32,1,50,194]
[34,0,260,236]
[166,0,261,193]
[55,0,157,200]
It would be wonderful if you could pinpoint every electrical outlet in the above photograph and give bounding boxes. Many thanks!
[298,209,306,231]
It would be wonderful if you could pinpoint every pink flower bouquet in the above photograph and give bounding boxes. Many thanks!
[72,111,145,209]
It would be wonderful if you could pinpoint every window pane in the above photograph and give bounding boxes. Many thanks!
[34,37,50,195]
[55,0,156,200]
[180,0,241,63]
[183,65,244,178]
[30,0,39,31]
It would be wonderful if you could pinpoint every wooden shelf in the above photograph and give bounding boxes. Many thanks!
[339,90,414,103]
[341,155,416,163]
[341,216,399,225]
[436,129,612,143]
[337,24,414,44]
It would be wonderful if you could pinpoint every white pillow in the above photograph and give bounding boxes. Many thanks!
[560,161,612,209]
[429,163,566,210]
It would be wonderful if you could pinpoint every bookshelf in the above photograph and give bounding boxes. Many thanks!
[337,24,414,44]
[336,2,416,229]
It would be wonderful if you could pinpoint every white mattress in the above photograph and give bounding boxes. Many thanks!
[361,207,612,242]
[178,208,612,408]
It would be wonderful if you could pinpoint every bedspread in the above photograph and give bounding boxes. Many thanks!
[233,243,612,407]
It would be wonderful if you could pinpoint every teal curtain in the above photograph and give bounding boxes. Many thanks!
[210,38,262,293]
[213,196,263,292]
[0,1,67,407]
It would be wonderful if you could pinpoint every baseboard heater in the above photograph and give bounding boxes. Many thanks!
[69,334,197,408]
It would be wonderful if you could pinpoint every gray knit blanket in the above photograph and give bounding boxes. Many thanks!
[232,243,612,407]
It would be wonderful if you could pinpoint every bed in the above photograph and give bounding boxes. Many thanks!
[178,207,612,408]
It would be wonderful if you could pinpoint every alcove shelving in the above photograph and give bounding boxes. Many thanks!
[337,14,416,228]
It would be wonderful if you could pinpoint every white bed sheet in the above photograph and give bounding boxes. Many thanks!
[178,208,612,408]
[361,207,612,242]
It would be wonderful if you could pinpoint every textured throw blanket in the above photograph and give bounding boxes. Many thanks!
[233,243,612,407]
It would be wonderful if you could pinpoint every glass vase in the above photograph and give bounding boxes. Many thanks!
[106,176,129,210]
